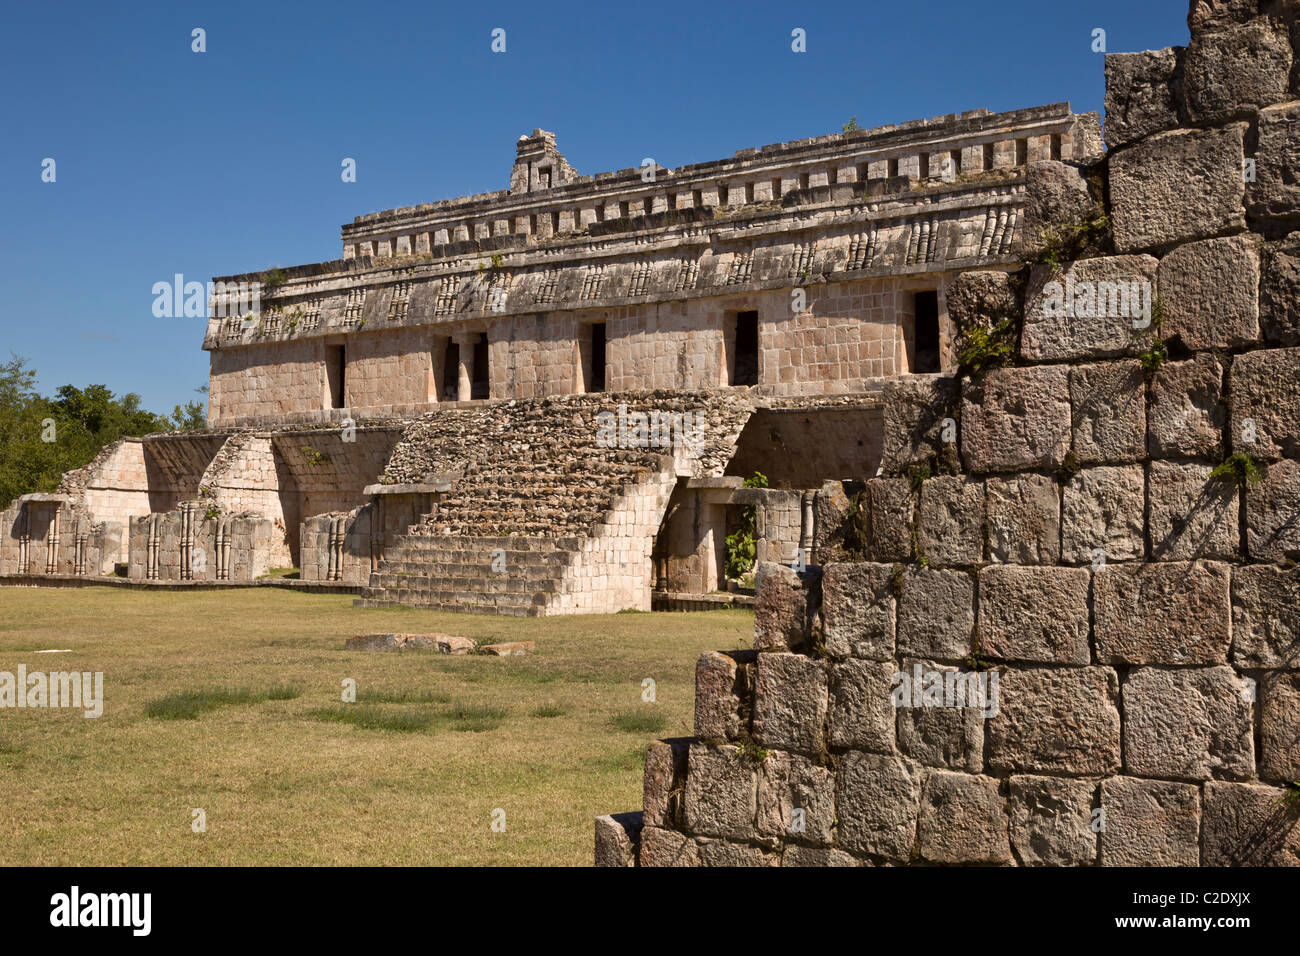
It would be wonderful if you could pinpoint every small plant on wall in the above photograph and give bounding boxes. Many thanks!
[724,472,769,580]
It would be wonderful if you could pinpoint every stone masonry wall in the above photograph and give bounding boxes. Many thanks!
[595,2,1300,866]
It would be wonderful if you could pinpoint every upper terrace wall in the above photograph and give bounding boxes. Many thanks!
[204,104,1098,428]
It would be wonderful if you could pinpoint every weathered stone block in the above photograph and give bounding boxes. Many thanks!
[1259,233,1300,345]
[1232,563,1300,668]
[978,565,1091,664]
[751,653,828,756]
[1187,0,1291,36]
[695,839,778,867]
[1157,235,1260,350]
[987,667,1122,775]
[1181,18,1293,124]
[1069,360,1147,465]
[594,812,643,867]
[916,475,985,566]
[879,376,959,476]
[1020,162,1097,259]
[897,567,975,661]
[694,651,751,741]
[1148,462,1241,560]
[1247,458,1300,561]
[754,562,821,652]
[1099,777,1201,866]
[946,270,1018,338]
[756,751,835,844]
[683,744,757,840]
[1061,466,1146,564]
[1123,667,1255,781]
[918,771,1012,865]
[835,752,921,862]
[1110,125,1247,253]
[781,844,861,867]
[961,365,1071,473]
[1147,355,1226,459]
[895,660,987,773]
[1202,782,1300,866]
[1104,48,1183,148]
[1262,671,1300,781]
[1231,347,1300,460]
[828,659,896,753]
[866,478,914,562]
[1022,257,1158,362]
[1008,775,1098,866]
[638,826,699,867]
[821,562,895,661]
[643,738,691,828]
[985,474,1061,564]
[1095,560,1232,665]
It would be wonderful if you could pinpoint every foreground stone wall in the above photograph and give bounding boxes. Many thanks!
[595,2,1300,865]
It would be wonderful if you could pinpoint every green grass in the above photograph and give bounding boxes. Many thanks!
[0,586,749,865]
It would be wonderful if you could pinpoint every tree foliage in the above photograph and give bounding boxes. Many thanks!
[0,354,206,506]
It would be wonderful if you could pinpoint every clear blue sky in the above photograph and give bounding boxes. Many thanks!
[0,0,1189,416]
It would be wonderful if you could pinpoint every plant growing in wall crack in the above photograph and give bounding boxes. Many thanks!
[956,317,1016,377]
[1211,452,1263,489]
[300,445,330,467]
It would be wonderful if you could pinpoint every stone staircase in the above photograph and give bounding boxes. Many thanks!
[356,390,754,615]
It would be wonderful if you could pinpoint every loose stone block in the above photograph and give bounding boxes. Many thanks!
[821,562,896,661]
[1157,235,1260,350]
[896,567,975,661]
[751,653,828,756]
[1099,777,1201,867]
[987,667,1122,775]
[1069,360,1147,465]
[1123,667,1255,781]
[480,640,533,656]
[1008,775,1098,866]
[1110,125,1247,253]
[985,474,1061,564]
[683,744,757,840]
[1232,563,1300,668]
[1022,257,1158,362]
[894,659,987,773]
[754,562,820,652]
[1181,18,1293,125]
[756,751,836,844]
[961,365,1071,473]
[835,752,921,863]
[1148,462,1241,560]
[594,812,643,867]
[916,475,985,566]
[1202,782,1300,866]
[1061,466,1146,564]
[1259,233,1300,345]
[1104,48,1183,148]
[1262,672,1300,782]
[828,659,897,753]
[643,738,690,828]
[879,376,960,476]
[638,826,699,867]
[918,771,1012,865]
[1230,347,1300,460]
[1147,355,1226,460]
[866,478,914,562]
[1020,162,1097,259]
[694,651,751,741]
[978,565,1091,664]
[1094,560,1233,664]
[1247,458,1300,561]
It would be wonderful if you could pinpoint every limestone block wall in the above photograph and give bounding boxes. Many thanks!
[595,3,1300,865]
[300,505,374,585]
[0,501,120,577]
[754,489,804,566]
[128,504,274,583]
[199,433,293,569]
[60,439,150,562]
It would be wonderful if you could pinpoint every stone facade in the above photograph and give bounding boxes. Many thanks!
[595,0,1300,864]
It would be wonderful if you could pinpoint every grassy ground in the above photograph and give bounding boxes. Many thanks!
[0,587,753,866]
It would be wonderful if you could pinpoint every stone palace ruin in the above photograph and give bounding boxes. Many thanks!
[1,94,1099,614]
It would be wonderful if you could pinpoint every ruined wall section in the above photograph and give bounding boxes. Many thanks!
[595,3,1300,865]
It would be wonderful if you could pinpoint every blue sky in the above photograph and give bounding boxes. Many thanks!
[0,0,1190,416]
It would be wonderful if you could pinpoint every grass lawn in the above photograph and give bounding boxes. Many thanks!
[0,586,754,866]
